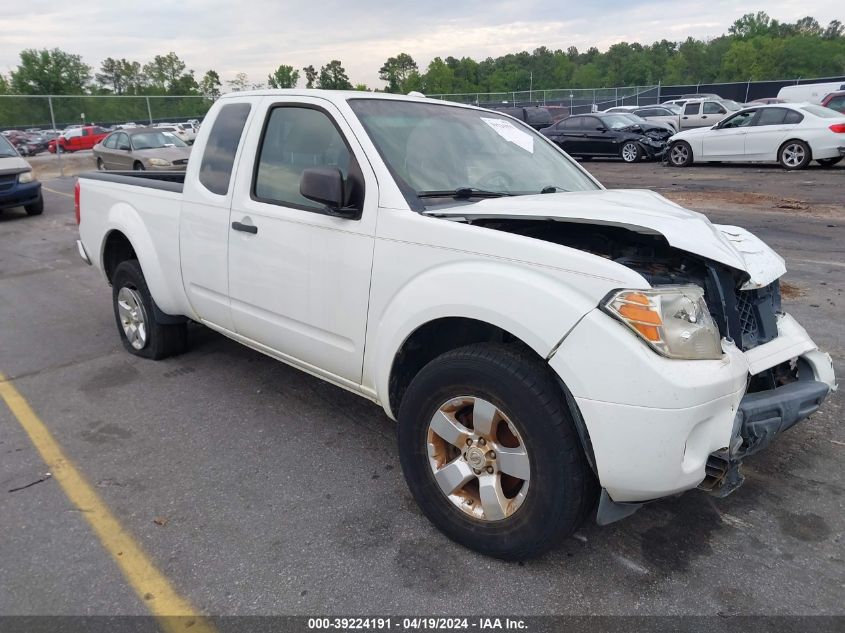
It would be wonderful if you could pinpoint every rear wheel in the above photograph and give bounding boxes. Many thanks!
[398,343,593,560]
[96,158,105,171]
[111,260,187,360]
[669,141,693,167]
[778,140,811,170]
[620,141,641,163]
[817,157,842,168]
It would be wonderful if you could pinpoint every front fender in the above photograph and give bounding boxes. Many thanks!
[367,259,602,418]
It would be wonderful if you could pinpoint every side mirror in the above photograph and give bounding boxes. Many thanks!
[119,144,131,151]
[596,126,606,132]
[300,167,355,217]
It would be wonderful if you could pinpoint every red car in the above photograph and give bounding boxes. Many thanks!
[821,91,845,114]
[48,126,109,153]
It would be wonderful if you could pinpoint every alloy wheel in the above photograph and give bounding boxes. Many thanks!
[427,396,530,522]
[782,143,805,168]
[116,286,148,350]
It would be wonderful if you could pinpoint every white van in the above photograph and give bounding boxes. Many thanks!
[777,81,845,104]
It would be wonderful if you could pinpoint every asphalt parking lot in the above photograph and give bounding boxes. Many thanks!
[1,160,843,617]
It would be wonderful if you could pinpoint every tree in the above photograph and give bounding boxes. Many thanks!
[317,60,352,89]
[729,12,774,39]
[227,72,250,92]
[143,52,187,92]
[200,70,222,99]
[267,64,299,89]
[10,48,91,94]
[378,53,418,92]
[302,65,317,88]
[823,19,844,39]
[354,83,370,91]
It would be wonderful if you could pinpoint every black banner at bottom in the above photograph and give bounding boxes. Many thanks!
[0,616,841,633]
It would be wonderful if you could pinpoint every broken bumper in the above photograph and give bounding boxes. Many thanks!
[550,310,835,509]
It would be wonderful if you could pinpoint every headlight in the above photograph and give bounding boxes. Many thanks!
[602,285,723,360]
[18,171,34,183]
[148,158,171,167]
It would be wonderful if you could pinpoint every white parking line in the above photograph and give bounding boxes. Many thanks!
[42,186,73,198]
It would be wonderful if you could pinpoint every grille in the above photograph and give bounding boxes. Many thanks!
[0,175,15,192]
[735,289,759,343]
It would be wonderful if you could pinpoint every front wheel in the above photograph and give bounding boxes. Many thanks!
[133,161,145,171]
[24,194,44,216]
[669,141,693,167]
[779,140,811,170]
[398,343,594,560]
[620,141,641,163]
[111,260,187,360]
[817,157,842,168]
[96,158,105,171]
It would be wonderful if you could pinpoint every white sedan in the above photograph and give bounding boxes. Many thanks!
[667,103,845,170]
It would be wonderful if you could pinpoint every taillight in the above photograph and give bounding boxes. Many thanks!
[74,179,81,225]
[830,123,845,133]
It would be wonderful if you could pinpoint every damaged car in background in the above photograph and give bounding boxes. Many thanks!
[540,112,671,162]
[75,91,835,560]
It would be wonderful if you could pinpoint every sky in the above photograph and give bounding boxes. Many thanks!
[0,0,840,90]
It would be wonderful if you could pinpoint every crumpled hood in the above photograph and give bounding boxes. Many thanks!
[426,189,786,289]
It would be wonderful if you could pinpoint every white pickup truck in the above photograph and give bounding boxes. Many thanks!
[75,90,836,559]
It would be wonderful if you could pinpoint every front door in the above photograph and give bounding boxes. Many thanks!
[227,98,377,383]
[701,109,757,159]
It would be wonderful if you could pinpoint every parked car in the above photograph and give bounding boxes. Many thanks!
[48,126,109,153]
[668,103,845,170]
[680,93,722,99]
[627,106,681,131]
[75,91,836,560]
[778,81,845,104]
[0,134,43,216]
[746,98,785,105]
[490,106,553,131]
[820,91,845,114]
[679,98,741,130]
[612,112,675,134]
[541,113,670,162]
[93,127,191,171]
[13,133,50,156]
[662,98,689,108]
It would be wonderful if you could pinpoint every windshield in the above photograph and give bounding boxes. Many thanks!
[0,135,17,156]
[802,104,842,119]
[130,131,187,150]
[722,100,742,111]
[347,99,598,202]
[602,114,638,129]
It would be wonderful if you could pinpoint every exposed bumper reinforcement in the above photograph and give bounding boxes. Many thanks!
[699,379,831,496]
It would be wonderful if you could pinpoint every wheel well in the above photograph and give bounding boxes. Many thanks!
[102,231,137,284]
[778,138,812,158]
[388,317,533,417]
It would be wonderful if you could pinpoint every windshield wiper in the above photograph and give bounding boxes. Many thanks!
[417,187,513,200]
[540,186,568,194]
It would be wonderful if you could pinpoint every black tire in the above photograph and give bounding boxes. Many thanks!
[778,139,812,170]
[24,194,44,216]
[133,161,145,171]
[397,343,594,560]
[668,141,693,167]
[111,260,187,360]
[817,157,843,168]
[96,158,105,171]
[620,141,642,163]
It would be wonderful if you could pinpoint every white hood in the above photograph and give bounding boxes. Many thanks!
[426,189,786,289]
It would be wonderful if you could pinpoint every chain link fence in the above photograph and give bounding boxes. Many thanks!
[0,95,214,130]
[428,75,845,112]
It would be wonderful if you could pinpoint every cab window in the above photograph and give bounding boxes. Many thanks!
[199,103,251,196]
[253,106,361,214]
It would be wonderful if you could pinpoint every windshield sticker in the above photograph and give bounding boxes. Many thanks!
[481,117,534,153]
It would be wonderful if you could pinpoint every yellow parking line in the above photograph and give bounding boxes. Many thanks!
[0,373,217,633]
[41,186,74,198]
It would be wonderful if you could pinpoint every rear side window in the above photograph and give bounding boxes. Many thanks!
[825,96,845,112]
[563,117,582,130]
[199,103,251,196]
[756,108,787,126]
[784,110,803,124]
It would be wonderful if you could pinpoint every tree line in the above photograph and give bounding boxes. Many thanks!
[0,12,841,105]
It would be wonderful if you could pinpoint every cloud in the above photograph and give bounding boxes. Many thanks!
[0,0,840,89]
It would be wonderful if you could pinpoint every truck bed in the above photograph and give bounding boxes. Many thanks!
[78,170,185,193]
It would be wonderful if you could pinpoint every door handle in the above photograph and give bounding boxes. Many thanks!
[702,116,708,119]
[231,221,257,234]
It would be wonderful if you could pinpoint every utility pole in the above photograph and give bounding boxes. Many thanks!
[48,96,64,178]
